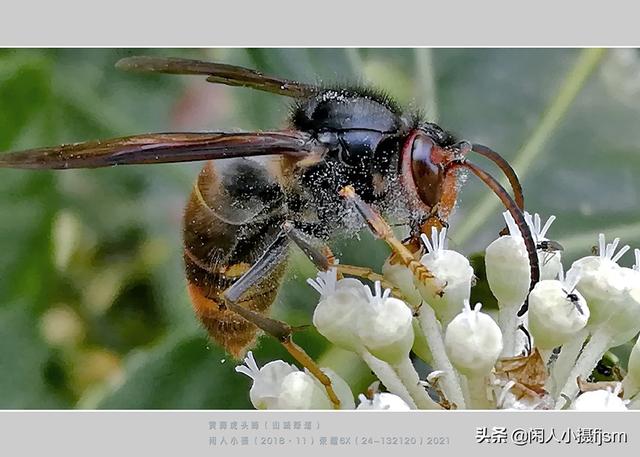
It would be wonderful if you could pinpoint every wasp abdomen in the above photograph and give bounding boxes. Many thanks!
[183,160,287,359]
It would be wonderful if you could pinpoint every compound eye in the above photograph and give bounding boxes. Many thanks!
[410,134,445,207]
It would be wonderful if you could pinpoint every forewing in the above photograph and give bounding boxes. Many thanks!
[0,131,323,169]
[116,56,318,98]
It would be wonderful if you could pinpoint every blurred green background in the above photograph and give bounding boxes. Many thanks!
[0,48,639,409]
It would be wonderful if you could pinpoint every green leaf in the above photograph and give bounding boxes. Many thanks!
[89,333,252,409]
[0,303,67,408]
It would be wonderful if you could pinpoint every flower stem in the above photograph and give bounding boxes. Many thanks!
[417,303,466,408]
[548,328,588,396]
[555,329,612,409]
[394,357,443,410]
[466,374,493,409]
[359,350,417,409]
[539,349,553,367]
[498,303,520,357]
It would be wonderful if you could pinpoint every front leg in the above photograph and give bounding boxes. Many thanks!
[339,186,436,287]
[282,221,405,298]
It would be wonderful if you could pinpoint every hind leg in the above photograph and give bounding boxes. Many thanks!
[218,224,342,409]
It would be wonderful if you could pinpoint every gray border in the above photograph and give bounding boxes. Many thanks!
[0,410,635,456]
[1,1,639,46]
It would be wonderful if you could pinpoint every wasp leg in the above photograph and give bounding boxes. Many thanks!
[334,264,405,299]
[281,221,335,271]
[282,221,406,298]
[339,186,437,289]
[220,298,341,409]
[219,226,341,409]
[223,230,290,304]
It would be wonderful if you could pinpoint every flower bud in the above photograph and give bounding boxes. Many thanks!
[567,234,630,328]
[278,371,333,409]
[444,301,503,376]
[528,271,589,350]
[357,282,414,365]
[620,249,640,290]
[485,212,531,307]
[309,268,369,352]
[382,259,422,307]
[316,367,356,410]
[235,352,298,409]
[416,227,474,325]
[601,248,640,346]
[571,386,627,411]
[235,352,355,410]
[602,285,640,347]
[356,392,411,410]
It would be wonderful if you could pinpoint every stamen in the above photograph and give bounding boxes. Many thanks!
[540,215,556,239]
[431,227,439,252]
[606,238,619,259]
[524,212,535,237]
[472,301,482,325]
[502,211,521,239]
[382,288,392,301]
[420,227,448,258]
[598,233,606,258]
[439,226,448,251]
[596,234,630,264]
[563,268,581,294]
[306,267,338,297]
[235,351,260,380]
[611,244,630,263]
[375,281,382,301]
[364,280,392,310]
[524,211,557,243]
[611,244,631,262]
[420,233,434,253]
[306,278,325,295]
[461,300,482,326]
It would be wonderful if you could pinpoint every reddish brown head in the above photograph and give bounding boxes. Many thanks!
[399,127,540,315]
[399,129,460,217]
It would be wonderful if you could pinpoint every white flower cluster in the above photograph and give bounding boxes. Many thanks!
[236,211,640,411]
[235,351,356,410]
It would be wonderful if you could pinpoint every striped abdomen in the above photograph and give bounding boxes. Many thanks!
[183,159,288,359]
